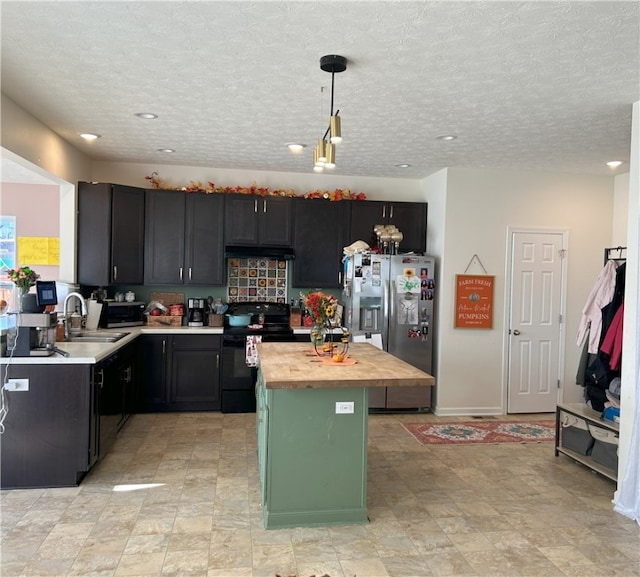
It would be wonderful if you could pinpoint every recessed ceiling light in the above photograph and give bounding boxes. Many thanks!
[157,148,175,153]
[436,135,457,141]
[80,133,101,140]
[395,164,411,168]
[135,112,158,119]
[606,160,623,168]
[286,143,306,153]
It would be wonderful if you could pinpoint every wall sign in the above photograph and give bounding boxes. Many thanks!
[454,274,494,329]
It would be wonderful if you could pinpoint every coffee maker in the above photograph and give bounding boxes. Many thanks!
[187,298,206,327]
[9,312,58,356]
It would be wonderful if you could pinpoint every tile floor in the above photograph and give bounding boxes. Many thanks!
[1,411,638,577]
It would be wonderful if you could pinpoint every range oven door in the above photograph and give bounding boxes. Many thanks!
[221,331,295,413]
[221,335,257,413]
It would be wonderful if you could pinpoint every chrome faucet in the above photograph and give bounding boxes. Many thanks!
[63,292,88,340]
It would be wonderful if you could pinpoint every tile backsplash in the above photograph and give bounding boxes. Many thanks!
[226,258,288,303]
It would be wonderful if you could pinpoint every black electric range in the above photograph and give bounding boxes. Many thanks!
[222,301,294,340]
[221,302,294,413]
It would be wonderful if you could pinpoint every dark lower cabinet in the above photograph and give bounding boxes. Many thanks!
[0,346,141,489]
[97,342,138,456]
[0,364,97,489]
[138,335,168,410]
[139,335,221,411]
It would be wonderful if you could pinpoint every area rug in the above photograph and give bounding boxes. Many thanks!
[402,420,555,446]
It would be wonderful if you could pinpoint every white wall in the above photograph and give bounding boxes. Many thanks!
[616,101,639,503]
[613,172,630,246]
[90,161,425,202]
[422,168,448,406]
[1,95,92,282]
[434,168,616,415]
[1,95,91,186]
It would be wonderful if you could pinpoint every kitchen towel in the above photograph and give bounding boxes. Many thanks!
[246,335,262,367]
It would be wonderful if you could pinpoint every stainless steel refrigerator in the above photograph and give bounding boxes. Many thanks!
[342,253,435,410]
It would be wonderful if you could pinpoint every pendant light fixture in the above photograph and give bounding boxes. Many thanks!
[313,54,347,172]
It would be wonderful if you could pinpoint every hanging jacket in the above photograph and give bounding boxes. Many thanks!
[600,303,624,370]
[576,260,617,354]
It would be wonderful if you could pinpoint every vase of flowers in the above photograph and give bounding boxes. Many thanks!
[301,290,339,349]
[6,266,39,312]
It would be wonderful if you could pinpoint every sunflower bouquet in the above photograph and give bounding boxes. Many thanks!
[301,291,339,327]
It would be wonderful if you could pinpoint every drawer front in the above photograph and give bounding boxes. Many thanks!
[172,335,221,350]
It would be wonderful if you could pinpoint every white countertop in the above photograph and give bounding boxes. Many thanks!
[0,325,224,365]
[2,325,341,364]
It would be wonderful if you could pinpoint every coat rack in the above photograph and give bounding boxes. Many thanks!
[604,246,626,264]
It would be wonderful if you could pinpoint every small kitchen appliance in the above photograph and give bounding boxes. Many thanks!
[100,301,145,328]
[7,312,60,357]
[187,298,206,327]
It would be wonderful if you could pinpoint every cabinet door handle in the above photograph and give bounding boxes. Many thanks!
[263,200,267,213]
[113,265,117,281]
[216,353,220,370]
[189,267,192,281]
[179,267,183,281]
[389,205,394,219]
[382,205,386,219]
[254,199,258,213]
[162,339,166,355]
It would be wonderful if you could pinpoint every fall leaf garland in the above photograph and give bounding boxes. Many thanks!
[145,172,366,201]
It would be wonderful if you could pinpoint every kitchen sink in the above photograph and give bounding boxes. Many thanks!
[67,331,129,343]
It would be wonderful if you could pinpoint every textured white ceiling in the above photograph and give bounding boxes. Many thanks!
[1,1,638,180]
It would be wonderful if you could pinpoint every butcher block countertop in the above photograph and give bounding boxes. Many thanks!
[256,342,435,390]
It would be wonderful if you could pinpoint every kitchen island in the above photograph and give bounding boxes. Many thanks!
[255,341,435,529]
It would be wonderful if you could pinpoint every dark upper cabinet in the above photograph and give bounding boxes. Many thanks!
[224,195,292,247]
[292,198,349,288]
[185,193,225,285]
[349,201,427,254]
[144,189,185,285]
[77,182,145,286]
[144,190,224,285]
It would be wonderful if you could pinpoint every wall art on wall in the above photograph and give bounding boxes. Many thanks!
[454,274,494,329]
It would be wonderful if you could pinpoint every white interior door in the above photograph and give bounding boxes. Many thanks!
[507,230,566,413]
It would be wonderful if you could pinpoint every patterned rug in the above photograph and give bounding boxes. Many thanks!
[402,420,555,445]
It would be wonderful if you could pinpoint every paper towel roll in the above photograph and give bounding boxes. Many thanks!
[85,300,102,330]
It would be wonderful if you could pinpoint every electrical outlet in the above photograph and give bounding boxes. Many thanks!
[336,401,354,414]
[6,378,29,392]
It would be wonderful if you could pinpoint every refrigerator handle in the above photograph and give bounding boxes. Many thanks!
[383,279,390,343]
[389,280,396,349]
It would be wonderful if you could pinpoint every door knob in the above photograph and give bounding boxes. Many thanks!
[512,329,521,335]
